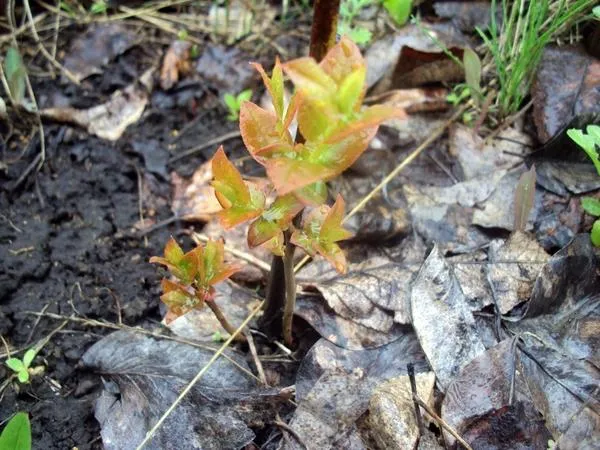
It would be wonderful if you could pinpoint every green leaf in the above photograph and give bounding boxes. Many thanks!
[240,102,288,158]
[22,349,36,368]
[0,412,31,450]
[587,125,600,145]
[463,48,481,96]
[594,6,600,19]
[211,146,265,227]
[237,89,253,104]
[347,27,372,45]
[224,93,238,113]
[247,194,303,249]
[90,0,107,14]
[335,67,366,114]
[6,358,25,373]
[283,57,337,102]
[4,47,26,104]
[582,197,600,217]
[17,370,29,384]
[383,0,412,26]
[591,220,600,247]
[293,181,328,206]
[567,128,600,176]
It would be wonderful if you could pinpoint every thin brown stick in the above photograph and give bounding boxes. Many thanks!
[274,415,308,450]
[309,0,340,61]
[413,395,473,450]
[168,130,241,163]
[245,331,267,385]
[22,0,80,85]
[206,300,247,343]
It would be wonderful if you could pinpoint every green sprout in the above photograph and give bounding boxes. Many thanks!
[567,125,600,247]
[382,0,412,26]
[5,349,43,384]
[338,0,374,45]
[223,89,253,121]
[90,0,107,14]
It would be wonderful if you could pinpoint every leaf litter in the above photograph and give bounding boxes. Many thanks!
[8,4,600,448]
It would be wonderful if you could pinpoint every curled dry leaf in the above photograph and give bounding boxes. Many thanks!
[160,40,192,90]
[41,69,154,141]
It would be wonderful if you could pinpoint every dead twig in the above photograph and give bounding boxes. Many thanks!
[413,395,474,450]
[168,130,242,164]
[245,330,267,385]
[274,415,308,450]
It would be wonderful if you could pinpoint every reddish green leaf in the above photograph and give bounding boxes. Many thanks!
[150,237,197,284]
[251,58,284,120]
[283,57,336,102]
[327,105,406,143]
[335,66,366,115]
[160,278,197,318]
[291,195,352,273]
[200,238,242,286]
[265,156,337,195]
[211,146,265,228]
[239,102,288,158]
[293,181,328,206]
[319,37,364,85]
[296,97,336,142]
[261,232,285,256]
[317,126,378,173]
[247,194,303,248]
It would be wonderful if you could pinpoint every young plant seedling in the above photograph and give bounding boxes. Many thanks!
[5,349,43,384]
[150,237,247,340]
[223,89,253,121]
[567,125,600,247]
[152,38,402,346]
[338,0,374,45]
[0,412,31,450]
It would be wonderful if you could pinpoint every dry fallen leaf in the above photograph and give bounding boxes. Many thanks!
[160,40,192,90]
[41,69,154,141]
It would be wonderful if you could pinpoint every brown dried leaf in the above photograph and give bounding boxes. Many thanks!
[160,40,192,90]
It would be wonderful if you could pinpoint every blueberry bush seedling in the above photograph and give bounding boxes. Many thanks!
[152,13,402,346]
[5,349,43,384]
[0,412,31,450]
[223,89,253,121]
[568,125,600,247]
[150,237,246,340]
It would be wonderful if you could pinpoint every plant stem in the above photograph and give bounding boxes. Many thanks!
[260,0,340,344]
[309,0,340,61]
[259,254,286,338]
[206,300,247,343]
[282,234,297,347]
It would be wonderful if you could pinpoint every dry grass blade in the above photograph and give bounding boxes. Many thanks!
[135,300,265,450]
[513,165,536,231]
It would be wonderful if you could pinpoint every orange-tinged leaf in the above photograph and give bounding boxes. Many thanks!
[335,66,366,114]
[164,237,184,264]
[212,146,250,205]
[296,98,336,142]
[262,232,285,256]
[327,105,406,144]
[282,92,302,132]
[321,195,353,244]
[211,147,265,228]
[247,194,303,247]
[291,197,352,274]
[160,278,197,317]
[293,181,328,206]
[283,57,337,101]
[198,238,242,287]
[239,102,285,157]
[320,37,364,85]
[251,58,285,120]
[316,126,378,174]
[265,157,337,195]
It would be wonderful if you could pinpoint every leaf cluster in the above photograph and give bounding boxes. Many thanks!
[223,89,253,121]
[5,349,38,384]
[568,125,600,247]
[212,38,402,271]
[150,238,241,321]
